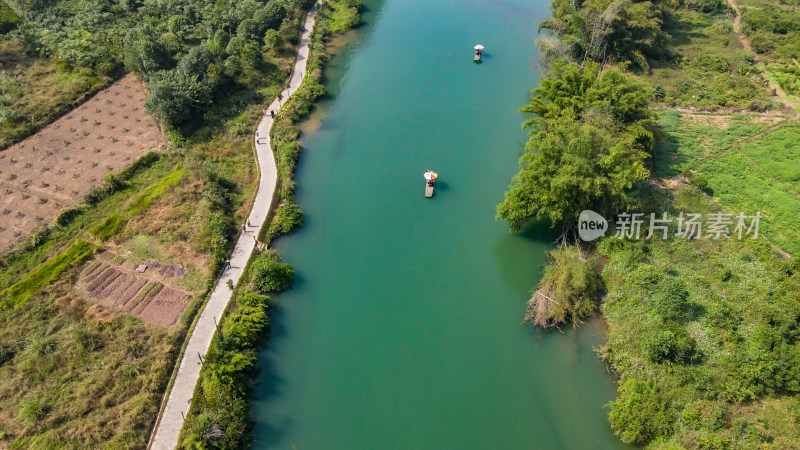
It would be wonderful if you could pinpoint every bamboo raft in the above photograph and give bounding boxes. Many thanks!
[425,182,434,198]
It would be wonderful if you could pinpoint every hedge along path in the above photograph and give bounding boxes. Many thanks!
[148,3,323,448]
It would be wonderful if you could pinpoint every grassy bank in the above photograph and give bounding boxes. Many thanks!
[179,1,363,447]
[505,0,800,446]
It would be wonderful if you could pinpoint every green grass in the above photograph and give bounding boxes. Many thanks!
[739,122,800,192]
[698,151,800,255]
[90,213,123,241]
[654,111,800,256]
[767,64,800,97]
[88,166,187,242]
[644,8,773,110]
[654,110,767,177]
[0,41,109,150]
[125,167,187,217]
[0,241,96,308]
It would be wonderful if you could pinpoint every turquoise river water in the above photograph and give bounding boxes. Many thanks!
[252,0,631,448]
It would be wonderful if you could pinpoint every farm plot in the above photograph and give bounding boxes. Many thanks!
[0,74,162,252]
[76,255,192,327]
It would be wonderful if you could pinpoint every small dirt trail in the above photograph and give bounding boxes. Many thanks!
[147,3,322,449]
[726,0,800,111]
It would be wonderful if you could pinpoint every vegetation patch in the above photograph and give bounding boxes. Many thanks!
[0,241,96,308]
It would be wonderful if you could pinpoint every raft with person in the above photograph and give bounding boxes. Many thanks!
[474,44,484,62]
[424,170,438,197]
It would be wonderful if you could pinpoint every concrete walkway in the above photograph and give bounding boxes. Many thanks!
[148,4,321,449]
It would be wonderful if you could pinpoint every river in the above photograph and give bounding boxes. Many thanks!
[251,0,629,448]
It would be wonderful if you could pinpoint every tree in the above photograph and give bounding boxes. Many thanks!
[538,0,666,70]
[177,45,217,83]
[249,251,294,293]
[255,1,287,33]
[263,28,283,51]
[498,61,656,233]
[123,25,173,79]
[144,69,212,128]
[236,18,261,42]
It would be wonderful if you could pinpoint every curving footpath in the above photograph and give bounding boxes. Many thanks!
[148,3,321,448]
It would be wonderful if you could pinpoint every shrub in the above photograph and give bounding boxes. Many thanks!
[652,278,692,323]
[645,322,699,364]
[249,251,294,294]
[269,202,303,238]
[91,214,124,241]
[608,378,675,444]
[1,241,97,307]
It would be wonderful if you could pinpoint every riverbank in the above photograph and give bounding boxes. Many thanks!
[172,1,365,447]
[504,0,800,446]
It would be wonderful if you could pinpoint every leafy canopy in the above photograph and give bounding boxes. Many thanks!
[498,61,656,232]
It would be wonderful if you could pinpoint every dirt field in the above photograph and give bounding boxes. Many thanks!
[76,251,192,327]
[0,74,162,252]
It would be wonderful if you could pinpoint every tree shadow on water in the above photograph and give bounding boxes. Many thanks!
[250,305,290,448]
[492,219,559,294]
[250,270,307,449]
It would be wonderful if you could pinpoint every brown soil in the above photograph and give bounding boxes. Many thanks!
[76,252,192,327]
[0,74,163,252]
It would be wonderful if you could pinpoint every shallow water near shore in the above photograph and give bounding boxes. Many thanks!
[251,0,631,448]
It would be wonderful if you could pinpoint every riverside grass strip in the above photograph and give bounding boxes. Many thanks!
[0,241,97,307]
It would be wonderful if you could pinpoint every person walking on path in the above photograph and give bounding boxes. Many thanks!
[270,110,275,118]
[225,260,231,271]
[242,224,247,233]
[246,219,251,227]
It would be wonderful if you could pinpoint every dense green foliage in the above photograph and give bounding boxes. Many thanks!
[601,219,800,446]
[498,60,657,232]
[0,1,20,34]
[740,0,800,62]
[180,291,271,448]
[248,250,295,293]
[538,0,668,70]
